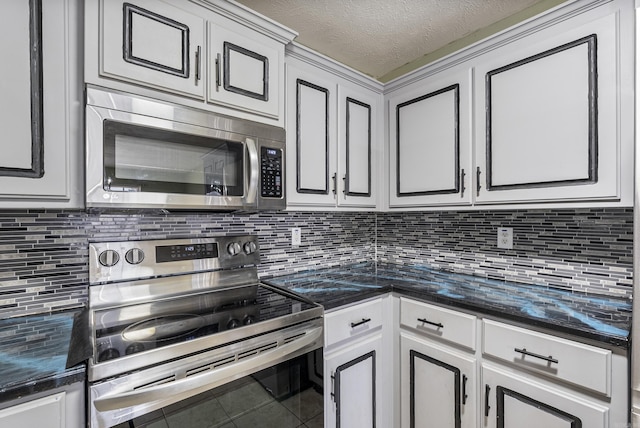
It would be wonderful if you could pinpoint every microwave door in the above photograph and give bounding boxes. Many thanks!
[86,107,256,210]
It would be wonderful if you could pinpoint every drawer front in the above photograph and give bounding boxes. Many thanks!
[482,319,611,395]
[325,298,384,347]
[400,297,477,350]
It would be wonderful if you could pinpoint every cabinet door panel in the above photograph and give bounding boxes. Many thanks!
[0,392,65,426]
[388,66,472,207]
[474,11,621,204]
[285,62,337,206]
[482,364,608,428]
[101,0,205,98]
[397,85,459,195]
[337,83,380,208]
[345,98,371,196]
[0,0,41,177]
[486,36,595,189]
[401,332,476,428]
[209,22,280,117]
[325,334,382,428]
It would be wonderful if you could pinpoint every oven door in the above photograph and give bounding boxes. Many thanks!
[90,319,323,428]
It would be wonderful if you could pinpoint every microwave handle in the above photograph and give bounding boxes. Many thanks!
[246,138,259,204]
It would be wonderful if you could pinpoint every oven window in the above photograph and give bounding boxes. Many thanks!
[112,351,324,428]
[103,120,245,196]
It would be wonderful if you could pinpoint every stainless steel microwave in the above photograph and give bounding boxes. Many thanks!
[85,86,285,210]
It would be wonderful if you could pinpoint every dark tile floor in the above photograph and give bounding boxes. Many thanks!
[113,376,324,428]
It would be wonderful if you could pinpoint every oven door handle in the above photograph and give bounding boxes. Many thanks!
[92,325,322,412]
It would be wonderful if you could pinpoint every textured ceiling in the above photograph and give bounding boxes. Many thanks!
[235,0,542,80]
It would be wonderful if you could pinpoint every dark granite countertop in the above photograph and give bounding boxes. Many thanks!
[0,308,88,403]
[264,262,632,348]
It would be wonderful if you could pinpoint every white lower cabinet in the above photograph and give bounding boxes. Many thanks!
[400,331,477,428]
[481,364,608,428]
[323,296,390,427]
[325,332,382,427]
[393,297,627,428]
[0,381,84,428]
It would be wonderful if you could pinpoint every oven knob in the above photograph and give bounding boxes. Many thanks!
[125,343,145,355]
[98,250,120,267]
[243,315,256,325]
[227,242,242,256]
[243,241,257,255]
[227,319,240,329]
[125,248,145,265]
[98,348,120,362]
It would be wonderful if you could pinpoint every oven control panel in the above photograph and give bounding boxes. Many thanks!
[89,235,260,284]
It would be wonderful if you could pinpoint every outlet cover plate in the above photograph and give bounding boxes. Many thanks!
[497,227,513,249]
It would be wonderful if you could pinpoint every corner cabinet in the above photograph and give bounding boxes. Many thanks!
[398,298,478,428]
[388,65,472,208]
[395,296,628,428]
[385,0,633,209]
[285,44,383,210]
[473,1,632,205]
[86,0,296,123]
[0,0,83,208]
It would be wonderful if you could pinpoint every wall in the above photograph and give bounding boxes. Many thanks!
[0,210,375,317]
[377,208,633,297]
[0,207,632,318]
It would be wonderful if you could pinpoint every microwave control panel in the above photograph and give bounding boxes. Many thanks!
[260,147,282,198]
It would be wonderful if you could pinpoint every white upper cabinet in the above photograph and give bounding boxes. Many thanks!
[207,18,281,118]
[474,5,629,205]
[86,0,296,124]
[384,0,634,210]
[388,65,472,208]
[285,44,382,210]
[0,0,82,208]
[100,0,205,99]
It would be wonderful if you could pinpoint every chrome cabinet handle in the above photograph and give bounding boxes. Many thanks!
[195,45,201,84]
[462,374,468,405]
[332,173,337,195]
[460,168,466,198]
[476,166,482,196]
[350,318,371,328]
[417,318,444,329]
[485,385,491,417]
[215,53,221,91]
[514,347,559,364]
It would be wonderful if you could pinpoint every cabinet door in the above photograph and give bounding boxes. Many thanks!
[285,62,338,207]
[482,364,608,428]
[400,332,476,428]
[325,333,382,428]
[208,20,281,118]
[0,392,65,427]
[100,0,205,99]
[336,83,380,208]
[474,10,621,204]
[0,0,82,206]
[388,66,472,208]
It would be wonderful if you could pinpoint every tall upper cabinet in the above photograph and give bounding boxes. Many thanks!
[385,0,634,210]
[285,43,384,210]
[85,0,297,125]
[0,0,83,208]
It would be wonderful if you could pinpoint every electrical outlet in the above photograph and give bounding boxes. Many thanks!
[291,227,301,246]
[497,227,513,249]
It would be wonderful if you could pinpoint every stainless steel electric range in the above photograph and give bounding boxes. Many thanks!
[87,235,323,428]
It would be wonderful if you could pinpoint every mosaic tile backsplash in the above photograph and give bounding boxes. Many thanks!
[0,208,633,317]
